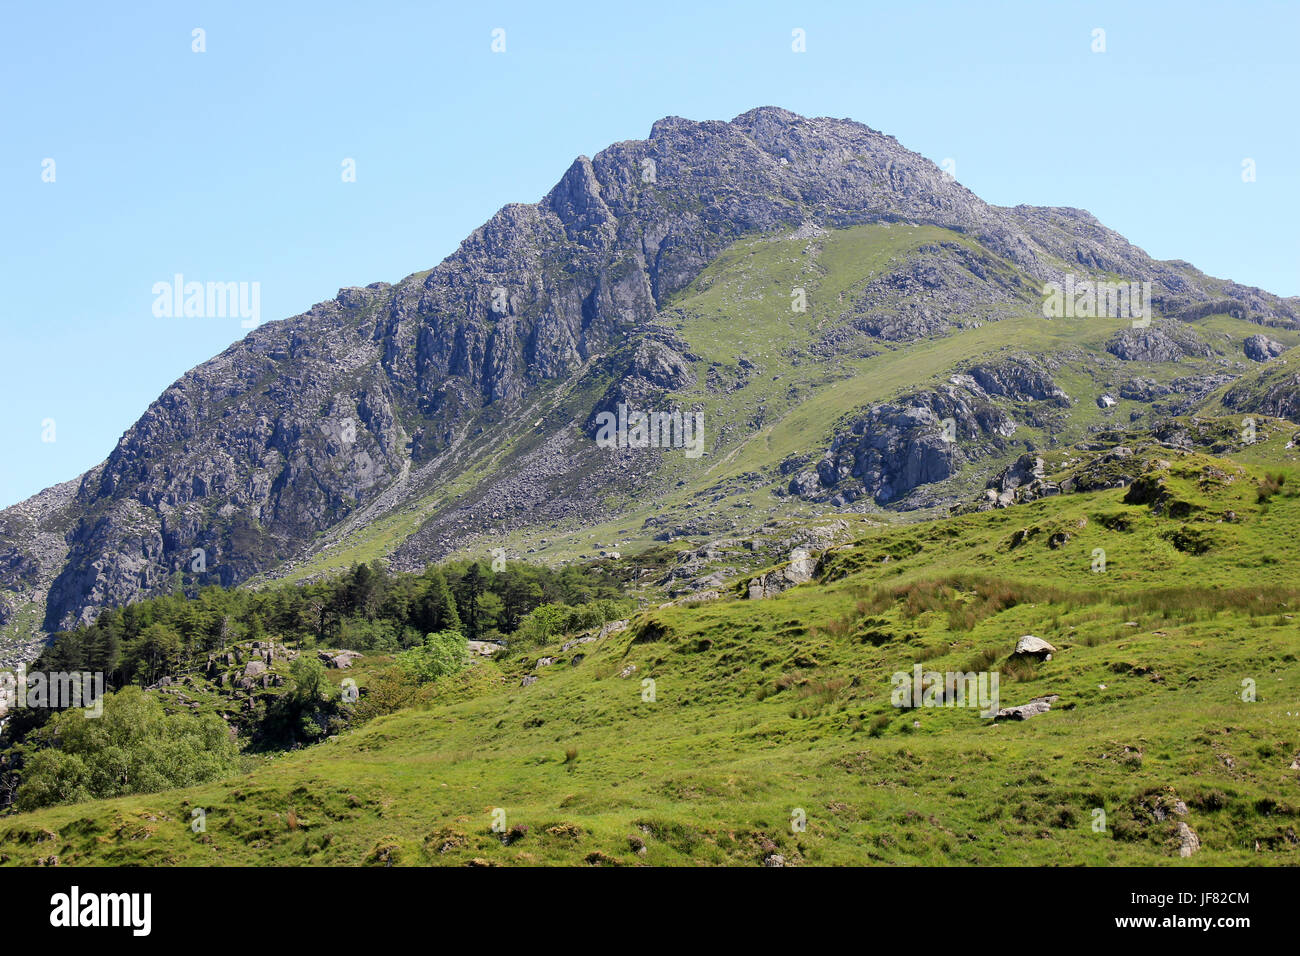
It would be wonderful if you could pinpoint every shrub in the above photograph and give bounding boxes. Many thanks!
[513,603,570,647]
[17,687,239,811]
[395,630,469,684]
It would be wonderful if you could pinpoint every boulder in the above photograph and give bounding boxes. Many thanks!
[787,548,816,582]
[995,694,1060,721]
[598,619,629,639]
[1176,822,1200,857]
[747,548,817,599]
[981,454,1058,509]
[560,634,598,653]
[1244,334,1285,362]
[1106,323,1211,362]
[1013,635,1057,658]
[320,649,363,669]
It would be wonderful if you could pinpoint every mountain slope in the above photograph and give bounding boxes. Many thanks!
[5,448,1299,866]
[2,106,1298,650]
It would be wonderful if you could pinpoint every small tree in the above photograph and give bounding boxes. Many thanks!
[395,630,468,683]
[415,569,461,635]
[288,656,326,705]
[514,603,571,647]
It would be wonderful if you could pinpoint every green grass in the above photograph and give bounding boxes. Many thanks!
[5,447,1299,866]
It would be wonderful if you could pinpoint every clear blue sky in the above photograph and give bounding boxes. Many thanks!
[2,0,1296,509]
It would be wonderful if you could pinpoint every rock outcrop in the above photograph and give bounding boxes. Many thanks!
[1244,334,1284,362]
[1106,321,1213,362]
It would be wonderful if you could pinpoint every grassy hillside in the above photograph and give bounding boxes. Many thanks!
[5,447,1298,866]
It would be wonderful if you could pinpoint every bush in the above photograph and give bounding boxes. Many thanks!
[513,599,633,647]
[513,604,571,647]
[352,666,420,722]
[395,630,469,683]
[17,687,238,811]
[289,656,326,704]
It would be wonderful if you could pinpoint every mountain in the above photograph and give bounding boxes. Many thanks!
[3,106,1299,654]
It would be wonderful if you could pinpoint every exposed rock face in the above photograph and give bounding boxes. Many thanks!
[839,242,1033,341]
[2,106,1298,640]
[1244,334,1285,362]
[1222,371,1300,422]
[788,385,1015,507]
[746,548,816,599]
[1156,374,1237,415]
[1120,377,1172,402]
[981,454,1055,509]
[1106,321,1213,362]
[789,354,1080,509]
[967,356,1071,406]
[587,330,697,424]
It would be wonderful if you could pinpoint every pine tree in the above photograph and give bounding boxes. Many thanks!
[415,568,461,635]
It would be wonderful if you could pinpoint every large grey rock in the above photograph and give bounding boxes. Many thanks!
[747,549,817,599]
[1014,635,1057,658]
[320,649,362,669]
[981,454,1056,509]
[787,383,1017,508]
[1106,321,1212,362]
[1244,334,1285,362]
[995,694,1060,721]
[967,356,1071,406]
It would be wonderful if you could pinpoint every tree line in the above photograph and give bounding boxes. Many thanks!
[30,557,632,690]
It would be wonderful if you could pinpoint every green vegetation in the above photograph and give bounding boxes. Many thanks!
[4,224,1300,865]
[0,556,634,815]
[395,630,468,684]
[16,688,238,812]
[1,446,1298,865]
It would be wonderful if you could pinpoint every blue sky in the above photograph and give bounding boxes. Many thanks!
[2,0,1296,509]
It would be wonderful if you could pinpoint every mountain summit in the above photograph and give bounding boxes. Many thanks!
[2,107,1297,648]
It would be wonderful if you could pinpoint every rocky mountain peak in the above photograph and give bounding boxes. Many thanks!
[2,107,1297,639]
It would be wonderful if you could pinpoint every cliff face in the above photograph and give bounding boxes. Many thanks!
[3,106,1297,636]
